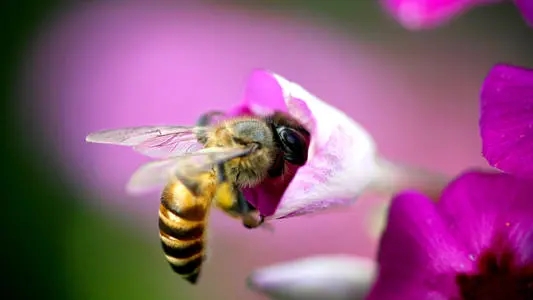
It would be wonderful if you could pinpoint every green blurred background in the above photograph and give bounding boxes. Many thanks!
[4,1,533,299]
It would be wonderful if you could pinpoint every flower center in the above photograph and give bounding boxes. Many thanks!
[455,250,533,300]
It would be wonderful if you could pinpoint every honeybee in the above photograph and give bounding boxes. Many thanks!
[85,111,310,284]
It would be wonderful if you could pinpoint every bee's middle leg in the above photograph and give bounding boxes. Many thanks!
[213,164,264,229]
[212,163,236,213]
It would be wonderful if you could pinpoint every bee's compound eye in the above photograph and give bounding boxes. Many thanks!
[277,127,309,166]
[279,128,305,148]
[280,130,297,145]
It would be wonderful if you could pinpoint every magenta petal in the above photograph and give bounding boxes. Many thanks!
[371,171,533,298]
[367,191,470,299]
[381,0,502,30]
[227,69,288,119]
[480,63,533,179]
[516,0,533,27]
[242,69,287,113]
[369,286,447,300]
[438,171,533,262]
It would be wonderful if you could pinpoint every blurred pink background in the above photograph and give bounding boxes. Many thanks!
[18,1,532,299]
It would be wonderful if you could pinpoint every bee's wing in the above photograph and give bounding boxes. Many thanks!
[125,158,182,194]
[133,128,207,158]
[85,126,207,158]
[126,147,254,194]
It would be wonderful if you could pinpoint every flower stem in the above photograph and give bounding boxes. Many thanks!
[366,156,451,202]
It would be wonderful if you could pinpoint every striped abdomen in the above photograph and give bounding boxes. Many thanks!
[158,181,211,284]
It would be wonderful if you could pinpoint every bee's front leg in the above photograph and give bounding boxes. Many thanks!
[235,191,265,229]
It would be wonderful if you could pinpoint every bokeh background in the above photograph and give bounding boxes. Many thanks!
[5,1,533,299]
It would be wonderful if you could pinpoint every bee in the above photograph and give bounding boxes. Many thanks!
[85,111,310,284]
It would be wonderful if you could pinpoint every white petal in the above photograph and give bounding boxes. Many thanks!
[268,72,381,219]
[248,255,376,300]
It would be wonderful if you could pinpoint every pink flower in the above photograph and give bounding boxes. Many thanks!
[381,0,533,30]
[228,69,379,219]
[480,63,533,179]
[225,70,449,219]
[368,170,533,299]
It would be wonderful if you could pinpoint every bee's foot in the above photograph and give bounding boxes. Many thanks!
[242,213,264,229]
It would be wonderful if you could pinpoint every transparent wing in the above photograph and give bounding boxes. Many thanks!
[125,158,181,194]
[85,125,207,158]
[133,129,206,158]
[126,147,255,194]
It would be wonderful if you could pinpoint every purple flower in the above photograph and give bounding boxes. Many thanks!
[225,70,449,220]
[248,170,533,299]
[368,170,533,299]
[381,0,533,30]
[516,0,533,26]
[480,63,533,179]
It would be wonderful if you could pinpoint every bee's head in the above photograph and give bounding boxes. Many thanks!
[223,118,278,186]
[229,119,275,150]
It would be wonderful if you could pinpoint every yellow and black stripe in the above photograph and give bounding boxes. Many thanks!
[158,185,208,284]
